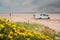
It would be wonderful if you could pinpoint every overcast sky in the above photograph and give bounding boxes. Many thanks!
[0,0,60,13]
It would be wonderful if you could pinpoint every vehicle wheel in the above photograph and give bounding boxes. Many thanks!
[48,17,50,19]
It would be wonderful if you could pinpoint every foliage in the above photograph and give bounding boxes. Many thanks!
[16,22,44,30]
[42,26,56,39]
[0,17,54,40]
[56,32,60,37]
[16,22,56,39]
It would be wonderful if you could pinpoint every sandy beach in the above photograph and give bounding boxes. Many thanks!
[0,13,60,32]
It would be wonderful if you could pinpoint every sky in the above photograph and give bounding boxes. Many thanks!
[0,0,60,13]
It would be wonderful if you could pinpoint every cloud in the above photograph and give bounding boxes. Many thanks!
[0,0,33,12]
[36,0,60,12]
[0,0,60,13]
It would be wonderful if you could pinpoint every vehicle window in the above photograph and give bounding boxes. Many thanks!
[40,14,42,16]
[40,14,48,16]
[43,14,45,16]
[43,14,48,16]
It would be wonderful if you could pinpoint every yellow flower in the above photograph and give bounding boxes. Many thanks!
[14,33,18,36]
[0,17,54,40]
[27,33,34,36]
[21,33,26,36]
[17,27,20,29]
[40,35,46,38]
[6,23,11,26]
[16,31,20,34]
[8,34,12,39]
[10,31,13,34]
[11,22,16,25]
[0,24,4,28]
[0,18,3,20]
[0,34,3,37]
[13,27,16,30]
[20,27,26,30]
[12,25,16,27]
[8,31,13,38]
[27,38,30,40]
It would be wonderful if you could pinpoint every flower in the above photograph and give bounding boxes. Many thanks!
[8,34,13,39]
[12,25,16,27]
[0,17,54,40]
[0,18,3,21]
[14,33,18,36]
[27,38,30,40]
[0,34,3,37]
[0,24,5,28]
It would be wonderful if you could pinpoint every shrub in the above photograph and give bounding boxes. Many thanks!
[0,17,54,40]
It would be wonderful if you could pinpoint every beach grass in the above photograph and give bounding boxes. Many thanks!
[0,17,55,40]
[16,22,56,39]
[16,22,44,30]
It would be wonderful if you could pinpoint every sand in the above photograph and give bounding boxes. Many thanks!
[0,13,60,32]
